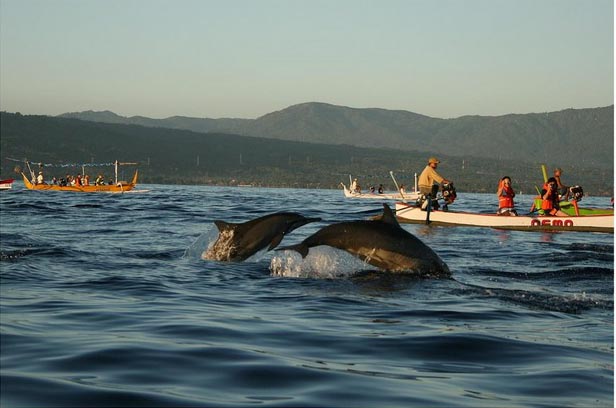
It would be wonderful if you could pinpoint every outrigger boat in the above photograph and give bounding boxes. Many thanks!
[20,160,138,193]
[394,202,613,233]
[341,183,420,200]
[392,163,613,232]
[341,172,420,201]
[0,178,14,190]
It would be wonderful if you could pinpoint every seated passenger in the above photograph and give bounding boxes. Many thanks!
[496,176,517,216]
[540,177,567,216]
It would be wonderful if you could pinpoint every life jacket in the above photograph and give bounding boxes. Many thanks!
[498,186,515,208]
[541,183,555,210]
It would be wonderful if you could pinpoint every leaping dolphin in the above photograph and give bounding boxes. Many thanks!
[278,204,450,277]
[203,212,321,262]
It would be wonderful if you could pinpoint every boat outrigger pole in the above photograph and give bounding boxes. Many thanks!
[389,171,405,202]
[114,161,139,185]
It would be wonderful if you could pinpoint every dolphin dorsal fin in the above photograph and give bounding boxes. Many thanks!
[214,220,236,232]
[380,203,400,227]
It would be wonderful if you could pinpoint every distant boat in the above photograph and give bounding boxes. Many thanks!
[20,160,138,193]
[341,172,420,201]
[341,183,419,200]
[0,178,14,190]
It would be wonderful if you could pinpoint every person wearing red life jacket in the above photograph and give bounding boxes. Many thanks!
[496,176,517,216]
[540,177,567,216]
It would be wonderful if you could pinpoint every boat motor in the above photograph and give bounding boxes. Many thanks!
[441,182,457,204]
[569,185,584,202]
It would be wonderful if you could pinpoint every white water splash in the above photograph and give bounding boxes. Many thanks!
[183,225,218,259]
[184,224,271,262]
[201,229,237,261]
[270,246,370,278]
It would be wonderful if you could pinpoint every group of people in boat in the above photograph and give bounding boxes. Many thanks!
[33,171,112,187]
[349,179,392,195]
[416,157,575,217]
[497,167,572,217]
[351,157,581,217]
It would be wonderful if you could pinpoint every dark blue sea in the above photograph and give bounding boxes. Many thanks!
[1,184,613,407]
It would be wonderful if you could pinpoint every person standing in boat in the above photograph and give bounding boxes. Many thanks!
[418,157,451,208]
[540,177,567,216]
[496,176,517,216]
[350,178,361,194]
[553,167,570,201]
[36,171,45,185]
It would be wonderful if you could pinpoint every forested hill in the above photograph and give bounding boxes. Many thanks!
[59,102,614,168]
[1,112,613,195]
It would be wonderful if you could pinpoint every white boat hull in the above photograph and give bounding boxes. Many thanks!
[395,202,613,233]
[342,183,419,201]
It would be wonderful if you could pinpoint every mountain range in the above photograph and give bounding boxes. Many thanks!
[59,102,614,168]
[2,109,613,195]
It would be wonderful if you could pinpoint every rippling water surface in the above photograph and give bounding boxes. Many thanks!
[1,184,613,407]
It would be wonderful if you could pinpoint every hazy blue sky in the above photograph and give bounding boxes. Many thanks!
[0,0,613,119]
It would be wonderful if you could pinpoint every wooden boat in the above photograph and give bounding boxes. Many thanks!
[18,159,139,193]
[394,202,613,233]
[22,170,138,193]
[0,178,14,190]
[341,172,420,201]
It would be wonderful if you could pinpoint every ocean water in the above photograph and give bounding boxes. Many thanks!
[1,184,613,407]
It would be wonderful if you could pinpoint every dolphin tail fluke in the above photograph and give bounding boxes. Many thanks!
[276,243,310,258]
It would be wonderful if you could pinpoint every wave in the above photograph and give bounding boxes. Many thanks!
[0,247,75,262]
[457,282,613,314]
[565,242,613,253]
[71,203,103,208]
[1,372,202,407]
[466,266,613,281]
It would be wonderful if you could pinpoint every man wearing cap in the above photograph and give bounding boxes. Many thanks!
[418,157,450,199]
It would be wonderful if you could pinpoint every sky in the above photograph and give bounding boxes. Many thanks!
[0,0,613,119]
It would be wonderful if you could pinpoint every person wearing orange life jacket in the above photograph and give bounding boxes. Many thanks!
[540,177,567,216]
[496,176,517,216]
